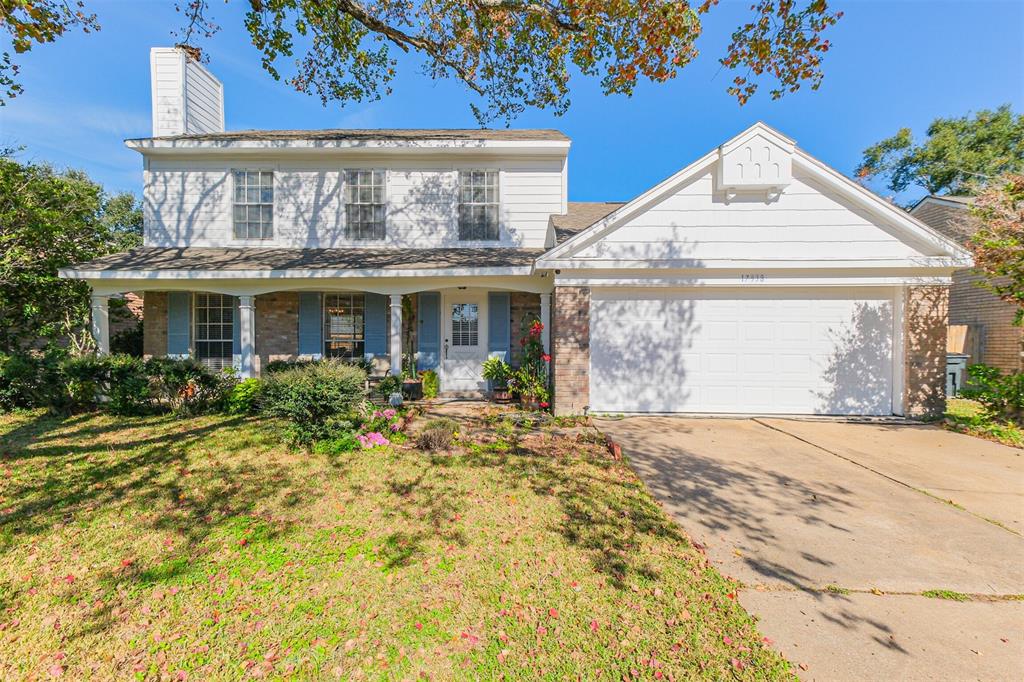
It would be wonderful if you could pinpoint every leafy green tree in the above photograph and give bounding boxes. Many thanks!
[968,174,1024,326]
[856,105,1024,197]
[0,153,141,352]
[2,1,842,121]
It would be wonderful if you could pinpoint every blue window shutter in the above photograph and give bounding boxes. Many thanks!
[417,292,440,371]
[167,292,191,357]
[297,292,322,356]
[488,292,510,361]
[364,293,387,358]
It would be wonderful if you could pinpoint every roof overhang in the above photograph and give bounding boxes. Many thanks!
[125,138,571,157]
[59,266,536,280]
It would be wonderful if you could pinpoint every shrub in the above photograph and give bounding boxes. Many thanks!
[416,418,458,452]
[0,349,69,412]
[226,378,263,415]
[420,370,439,399]
[61,354,107,411]
[260,360,368,445]
[146,357,233,415]
[312,431,361,455]
[266,357,374,374]
[104,354,152,415]
[961,364,1024,423]
[378,373,402,397]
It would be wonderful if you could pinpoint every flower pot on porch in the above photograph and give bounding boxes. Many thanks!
[402,379,423,401]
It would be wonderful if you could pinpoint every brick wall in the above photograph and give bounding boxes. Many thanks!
[551,286,590,416]
[949,269,1022,373]
[903,285,949,419]
[255,292,299,373]
[510,292,541,365]
[142,292,167,358]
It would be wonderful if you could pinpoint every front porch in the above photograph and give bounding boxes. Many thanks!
[89,283,551,394]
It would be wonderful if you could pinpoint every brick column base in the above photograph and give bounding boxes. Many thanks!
[552,286,590,416]
[903,285,949,419]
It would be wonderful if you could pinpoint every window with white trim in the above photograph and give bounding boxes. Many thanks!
[458,170,499,241]
[324,293,366,359]
[232,170,274,239]
[450,303,479,346]
[194,293,234,371]
[344,170,386,240]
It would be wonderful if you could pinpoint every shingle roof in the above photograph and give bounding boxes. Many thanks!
[68,247,544,272]
[911,196,977,246]
[130,128,569,143]
[550,202,624,245]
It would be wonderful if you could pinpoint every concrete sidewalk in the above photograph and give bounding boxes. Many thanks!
[597,416,1024,681]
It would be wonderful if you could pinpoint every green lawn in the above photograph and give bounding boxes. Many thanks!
[0,410,790,680]
[945,398,1024,448]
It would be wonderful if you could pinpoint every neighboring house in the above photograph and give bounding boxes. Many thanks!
[910,195,1023,373]
[60,48,971,418]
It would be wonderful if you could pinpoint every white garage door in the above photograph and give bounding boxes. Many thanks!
[590,288,896,415]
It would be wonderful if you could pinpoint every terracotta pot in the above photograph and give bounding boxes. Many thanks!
[492,388,512,403]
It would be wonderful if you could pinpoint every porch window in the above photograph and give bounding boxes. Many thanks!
[451,303,479,346]
[324,293,365,358]
[194,293,234,371]
[232,170,274,239]
[344,170,386,240]
[458,170,499,241]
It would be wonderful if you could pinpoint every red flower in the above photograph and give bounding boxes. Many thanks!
[539,401,550,408]
[541,354,551,362]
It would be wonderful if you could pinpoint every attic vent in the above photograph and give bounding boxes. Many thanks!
[717,124,795,199]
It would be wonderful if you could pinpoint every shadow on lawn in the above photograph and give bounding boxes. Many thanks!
[451,439,683,590]
[0,411,318,637]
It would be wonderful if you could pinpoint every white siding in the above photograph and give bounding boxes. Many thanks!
[183,59,224,134]
[143,156,564,248]
[150,47,224,137]
[572,171,922,262]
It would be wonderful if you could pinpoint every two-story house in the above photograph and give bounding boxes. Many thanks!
[61,47,971,417]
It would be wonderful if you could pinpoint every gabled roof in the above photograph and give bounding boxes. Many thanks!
[538,122,973,267]
[910,195,978,247]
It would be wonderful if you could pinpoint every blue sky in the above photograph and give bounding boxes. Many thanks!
[1,0,1021,205]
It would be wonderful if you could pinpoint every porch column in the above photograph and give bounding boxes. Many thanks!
[389,294,403,376]
[90,294,110,355]
[238,295,256,379]
[539,293,552,354]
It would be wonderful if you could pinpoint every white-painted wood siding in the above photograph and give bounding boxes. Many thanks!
[143,156,564,249]
[572,171,924,262]
[150,47,224,137]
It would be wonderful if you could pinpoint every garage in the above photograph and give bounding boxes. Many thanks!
[589,287,897,415]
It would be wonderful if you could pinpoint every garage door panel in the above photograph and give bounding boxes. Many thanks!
[590,288,895,415]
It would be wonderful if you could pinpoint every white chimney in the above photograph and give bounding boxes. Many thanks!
[150,47,225,137]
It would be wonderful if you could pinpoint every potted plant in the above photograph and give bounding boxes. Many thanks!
[401,369,423,401]
[509,318,551,411]
[378,373,403,406]
[482,356,512,402]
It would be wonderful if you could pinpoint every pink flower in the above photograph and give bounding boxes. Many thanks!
[382,408,397,419]
[541,354,551,362]
[357,432,390,448]
[390,423,400,432]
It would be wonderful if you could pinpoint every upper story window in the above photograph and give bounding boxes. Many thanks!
[458,170,499,241]
[345,170,386,240]
[232,170,274,240]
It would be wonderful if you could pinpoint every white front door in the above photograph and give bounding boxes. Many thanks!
[442,293,488,392]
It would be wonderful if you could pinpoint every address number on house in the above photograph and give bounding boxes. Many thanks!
[740,274,767,283]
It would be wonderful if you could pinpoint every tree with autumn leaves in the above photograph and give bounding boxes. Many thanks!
[2,0,841,122]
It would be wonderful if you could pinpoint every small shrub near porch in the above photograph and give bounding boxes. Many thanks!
[259,360,368,445]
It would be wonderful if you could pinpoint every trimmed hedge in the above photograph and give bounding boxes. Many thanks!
[260,360,368,445]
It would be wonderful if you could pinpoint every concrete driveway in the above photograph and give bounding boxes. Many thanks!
[596,417,1024,681]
